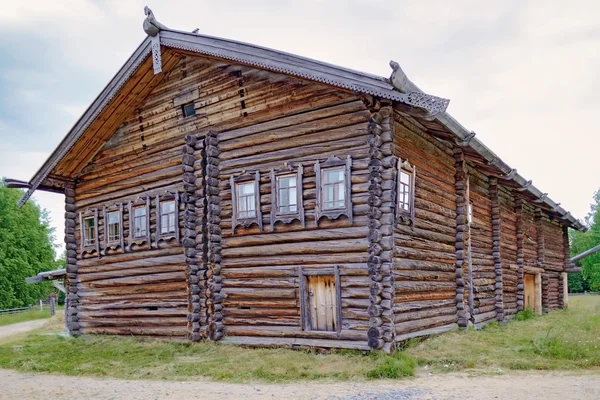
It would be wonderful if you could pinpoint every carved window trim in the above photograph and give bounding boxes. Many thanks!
[270,163,304,230]
[298,266,342,334]
[396,158,416,226]
[102,203,124,254]
[231,171,262,234]
[314,155,353,226]
[128,197,151,251]
[156,191,180,246]
[79,209,99,257]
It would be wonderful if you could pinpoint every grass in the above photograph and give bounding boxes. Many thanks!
[0,307,62,327]
[0,297,598,382]
[0,315,414,382]
[406,296,600,373]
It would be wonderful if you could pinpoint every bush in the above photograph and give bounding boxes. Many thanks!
[514,308,536,321]
[367,352,416,379]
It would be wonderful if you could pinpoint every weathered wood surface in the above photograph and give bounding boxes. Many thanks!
[392,112,458,337]
[190,60,374,347]
[499,187,518,318]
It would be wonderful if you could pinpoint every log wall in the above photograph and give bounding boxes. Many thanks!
[498,186,518,318]
[467,168,496,328]
[392,113,458,341]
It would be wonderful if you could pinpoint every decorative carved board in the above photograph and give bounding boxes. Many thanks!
[306,275,338,332]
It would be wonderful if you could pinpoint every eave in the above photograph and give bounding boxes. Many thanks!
[389,64,586,231]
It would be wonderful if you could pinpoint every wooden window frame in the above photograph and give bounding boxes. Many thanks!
[102,203,124,254]
[314,155,353,227]
[156,191,180,246]
[270,163,304,231]
[231,171,262,234]
[298,266,342,334]
[181,102,196,118]
[396,158,416,226]
[127,197,151,251]
[79,209,99,257]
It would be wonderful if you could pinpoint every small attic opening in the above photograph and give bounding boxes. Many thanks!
[182,102,196,118]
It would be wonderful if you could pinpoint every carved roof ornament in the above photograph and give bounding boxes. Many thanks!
[143,6,167,37]
[516,180,532,192]
[503,168,518,180]
[143,6,167,74]
[534,193,548,203]
[458,131,476,147]
[389,60,450,120]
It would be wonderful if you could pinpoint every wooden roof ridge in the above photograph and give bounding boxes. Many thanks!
[389,63,586,231]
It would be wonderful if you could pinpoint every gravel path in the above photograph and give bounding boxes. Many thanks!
[1,369,598,400]
[0,319,48,341]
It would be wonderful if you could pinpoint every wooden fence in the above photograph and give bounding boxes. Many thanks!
[0,306,33,316]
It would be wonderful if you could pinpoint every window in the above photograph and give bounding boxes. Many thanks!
[314,155,353,226]
[322,167,345,210]
[83,217,96,246]
[182,102,196,118]
[398,170,412,212]
[107,211,120,242]
[103,204,124,254]
[160,200,176,234]
[133,206,147,238]
[299,267,342,333]
[231,171,263,233]
[155,192,180,246]
[270,164,305,230]
[236,182,256,219]
[277,175,297,213]
[396,159,416,226]
[128,197,151,251]
[80,209,99,257]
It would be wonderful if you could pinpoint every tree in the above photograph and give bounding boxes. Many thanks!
[0,180,56,308]
[570,189,600,291]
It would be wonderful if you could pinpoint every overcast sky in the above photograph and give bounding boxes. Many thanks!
[1,0,598,253]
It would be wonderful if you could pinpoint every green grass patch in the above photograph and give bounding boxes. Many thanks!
[0,307,62,327]
[406,296,600,372]
[0,315,415,382]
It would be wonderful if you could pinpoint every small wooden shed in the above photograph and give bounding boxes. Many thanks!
[9,10,585,352]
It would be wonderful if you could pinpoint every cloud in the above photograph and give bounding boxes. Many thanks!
[1,0,598,254]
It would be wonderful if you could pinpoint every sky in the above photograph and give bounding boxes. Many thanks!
[1,0,599,253]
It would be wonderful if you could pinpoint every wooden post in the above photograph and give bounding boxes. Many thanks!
[489,178,504,322]
[366,106,396,352]
[64,183,80,335]
[205,131,224,341]
[454,149,470,328]
[515,195,525,312]
[49,293,56,316]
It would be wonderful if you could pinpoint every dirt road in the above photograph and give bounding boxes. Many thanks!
[0,319,48,341]
[1,368,598,400]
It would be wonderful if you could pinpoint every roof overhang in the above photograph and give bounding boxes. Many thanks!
[389,64,586,231]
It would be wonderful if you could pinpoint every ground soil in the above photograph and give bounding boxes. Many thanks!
[1,368,599,400]
[0,319,47,341]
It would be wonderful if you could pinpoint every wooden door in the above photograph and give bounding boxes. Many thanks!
[524,273,536,310]
[306,275,338,331]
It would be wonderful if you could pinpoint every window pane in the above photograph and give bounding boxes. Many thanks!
[108,211,119,225]
[324,168,344,183]
[161,201,175,214]
[134,207,146,217]
[237,182,256,219]
[400,171,410,185]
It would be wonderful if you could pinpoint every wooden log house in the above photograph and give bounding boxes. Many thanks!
[9,10,585,352]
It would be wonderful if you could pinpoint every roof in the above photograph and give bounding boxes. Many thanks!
[12,11,585,231]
